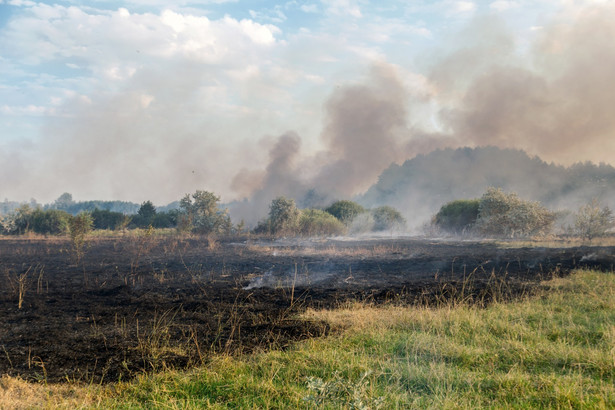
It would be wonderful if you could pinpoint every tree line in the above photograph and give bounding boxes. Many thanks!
[432,187,614,240]
[1,188,612,240]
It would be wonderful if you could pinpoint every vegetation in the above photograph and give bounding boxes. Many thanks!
[7,269,613,408]
[476,188,555,237]
[298,209,346,236]
[433,199,480,234]
[371,206,406,232]
[178,190,232,235]
[434,188,556,238]
[324,200,366,225]
[574,199,614,240]
[68,212,93,263]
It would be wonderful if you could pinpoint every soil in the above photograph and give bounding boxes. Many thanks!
[0,235,613,383]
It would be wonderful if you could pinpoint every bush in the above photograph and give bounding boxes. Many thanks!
[265,196,301,236]
[324,200,366,225]
[371,206,406,232]
[92,209,128,230]
[30,209,71,235]
[298,209,346,236]
[433,199,480,234]
[475,188,555,237]
[574,199,614,240]
[178,191,231,235]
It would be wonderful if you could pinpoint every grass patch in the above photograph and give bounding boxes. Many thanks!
[3,270,615,408]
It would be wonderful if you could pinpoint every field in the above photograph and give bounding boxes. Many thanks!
[1,233,614,387]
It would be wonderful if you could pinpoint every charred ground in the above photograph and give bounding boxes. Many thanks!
[1,235,613,383]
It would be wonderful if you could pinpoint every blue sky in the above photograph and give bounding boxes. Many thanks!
[1,0,614,204]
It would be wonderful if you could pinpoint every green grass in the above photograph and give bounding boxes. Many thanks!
[4,270,615,408]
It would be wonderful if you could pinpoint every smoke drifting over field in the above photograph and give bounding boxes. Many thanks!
[2,2,615,225]
[228,3,615,225]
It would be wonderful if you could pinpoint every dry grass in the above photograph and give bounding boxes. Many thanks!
[0,376,101,409]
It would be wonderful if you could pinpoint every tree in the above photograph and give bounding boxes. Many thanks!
[178,190,231,234]
[30,209,71,235]
[53,193,74,210]
[325,200,366,225]
[91,209,128,230]
[574,199,614,240]
[371,206,406,232]
[268,196,300,235]
[136,200,157,227]
[299,209,346,236]
[433,199,480,234]
[475,188,555,237]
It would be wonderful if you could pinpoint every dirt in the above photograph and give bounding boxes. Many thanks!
[1,235,613,383]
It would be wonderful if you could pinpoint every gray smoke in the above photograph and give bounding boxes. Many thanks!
[228,63,421,225]
[434,5,615,164]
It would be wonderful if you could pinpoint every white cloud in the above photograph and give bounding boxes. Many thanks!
[453,1,476,13]
[300,4,319,13]
[321,0,362,18]
[490,1,520,12]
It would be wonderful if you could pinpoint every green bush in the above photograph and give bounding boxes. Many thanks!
[298,209,346,236]
[92,209,128,230]
[433,199,480,234]
[30,209,71,235]
[372,206,406,232]
[475,188,555,237]
[324,200,366,225]
[258,196,301,236]
[178,190,231,235]
[573,199,614,240]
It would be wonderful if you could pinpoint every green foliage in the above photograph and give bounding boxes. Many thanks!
[267,196,301,235]
[138,200,157,223]
[30,209,71,235]
[0,206,71,235]
[68,212,93,263]
[303,371,383,409]
[433,199,480,234]
[298,209,346,237]
[371,206,406,232]
[52,192,74,210]
[91,209,129,230]
[325,200,366,225]
[574,199,614,240]
[178,190,231,235]
[476,188,555,237]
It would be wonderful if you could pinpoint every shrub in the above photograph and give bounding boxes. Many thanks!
[475,188,555,237]
[30,209,71,235]
[68,212,93,263]
[298,209,346,236]
[574,199,614,240]
[178,190,231,235]
[433,199,480,234]
[266,196,301,236]
[324,200,366,225]
[371,206,406,232]
[91,209,128,230]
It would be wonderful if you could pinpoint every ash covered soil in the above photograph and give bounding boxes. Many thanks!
[0,235,613,383]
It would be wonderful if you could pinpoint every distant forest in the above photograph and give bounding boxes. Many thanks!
[359,146,615,226]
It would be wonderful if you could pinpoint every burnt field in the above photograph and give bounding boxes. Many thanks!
[1,235,613,383]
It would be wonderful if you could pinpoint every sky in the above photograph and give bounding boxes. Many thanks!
[1,0,614,206]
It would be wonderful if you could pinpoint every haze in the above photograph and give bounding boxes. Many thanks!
[1,0,614,210]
